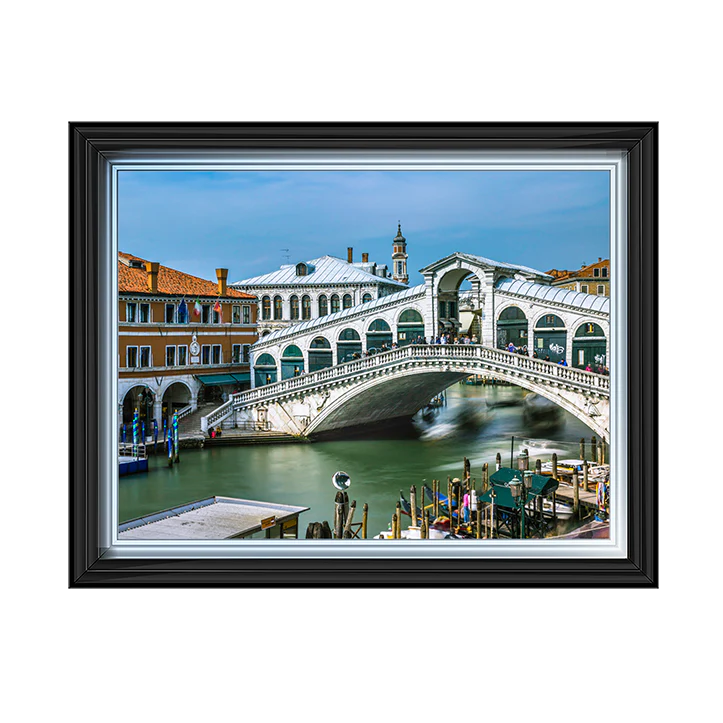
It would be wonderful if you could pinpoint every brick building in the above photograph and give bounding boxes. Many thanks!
[547,257,610,296]
[118,252,257,432]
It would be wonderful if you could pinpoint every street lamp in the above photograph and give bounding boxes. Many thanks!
[509,473,533,539]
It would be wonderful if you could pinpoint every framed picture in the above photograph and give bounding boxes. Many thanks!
[70,123,657,587]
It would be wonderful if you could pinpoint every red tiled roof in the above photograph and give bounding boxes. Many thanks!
[118,252,255,299]
[547,259,610,283]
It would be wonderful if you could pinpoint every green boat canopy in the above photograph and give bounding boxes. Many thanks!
[480,467,559,509]
[196,373,250,386]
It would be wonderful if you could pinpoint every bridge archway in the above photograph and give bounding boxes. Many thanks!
[281,344,304,379]
[573,322,607,369]
[337,328,362,363]
[161,381,192,425]
[435,266,485,337]
[497,305,529,350]
[121,384,155,426]
[254,353,277,387]
[396,308,425,346]
[366,318,392,352]
[308,336,333,372]
[533,313,567,363]
[304,363,607,440]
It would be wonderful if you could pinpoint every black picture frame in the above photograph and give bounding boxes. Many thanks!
[70,122,658,587]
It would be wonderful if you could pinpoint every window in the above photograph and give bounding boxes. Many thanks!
[213,305,222,324]
[201,304,211,323]
[126,302,137,322]
[177,303,188,324]
[126,346,138,367]
[342,294,352,310]
[243,305,250,324]
[290,295,299,320]
[578,350,585,365]
[593,268,600,277]
[439,301,446,318]
[318,295,328,316]
[396,261,404,275]
[602,267,609,278]
[449,301,457,318]
[232,305,241,324]
[212,345,222,365]
[165,303,176,323]
[232,344,241,364]
[243,344,250,363]
[139,346,151,368]
[274,296,283,320]
[362,293,372,303]
[331,295,340,313]
[296,263,307,276]
[302,295,311,320]
[178,345,188,366]
[201,345,211,365]
[581,284,589,293]
[166,346,176,367]
[262,296,271,320]
[139,303,150,323]
[597,285,605,295]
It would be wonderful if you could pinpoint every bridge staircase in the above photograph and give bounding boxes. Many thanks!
[177,403,217,437]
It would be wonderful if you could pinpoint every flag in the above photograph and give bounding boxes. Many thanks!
[193,298,202,317]
[178,297,188,321]
[213,300,222,321]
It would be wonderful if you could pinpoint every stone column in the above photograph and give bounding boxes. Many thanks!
[480,271,496,347]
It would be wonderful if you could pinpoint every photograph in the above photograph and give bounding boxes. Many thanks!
[116,167,612,543]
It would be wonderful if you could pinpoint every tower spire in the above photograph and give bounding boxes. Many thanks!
[392,222,408,284]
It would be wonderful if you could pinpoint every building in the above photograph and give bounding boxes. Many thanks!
[391,223,409,283]
[231,237,408,337]
[547,258,610,296]
[118,252,257,432]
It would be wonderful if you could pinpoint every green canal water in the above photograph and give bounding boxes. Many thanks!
[119,382,597,536]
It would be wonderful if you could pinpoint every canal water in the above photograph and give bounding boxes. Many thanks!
[119,382,599,537]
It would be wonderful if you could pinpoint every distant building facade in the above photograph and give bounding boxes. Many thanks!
[231,242,407,337]
[547,258,610,296]
[118,252,257,431]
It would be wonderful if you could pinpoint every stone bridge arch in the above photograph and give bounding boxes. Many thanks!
[304,362,609,440]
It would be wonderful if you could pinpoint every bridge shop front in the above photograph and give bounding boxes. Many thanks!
[366,319,392,352]
[280,344,305,379]
[308,336,334,372]
[496,306,528,349]
[253,353,278,387]
[533,314,567,363]
[337,328,362,363]
[572,322,607,369]
[397,308,425,346]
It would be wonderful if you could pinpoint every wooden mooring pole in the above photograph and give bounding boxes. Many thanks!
[580,437,586,461]
[334,491,346,539]
[552,453,558,480]
[591,436,597,465]
[410,485,418,527]
[572,470,580,518]
[362,503,368,540]
[583,461,589,492]
[395,502,402,539]
[482,462,489,492]
[496,452,501,471]
[342,500,357,538]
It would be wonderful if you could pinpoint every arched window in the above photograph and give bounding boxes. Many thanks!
[309,336,333,372]
[290,295,299,320]
[362,293,372,303]
[368,319,391,332]
[330,294,340,313]
[295,263,307,276]
[280,345,304,379]
[253,353,277,387]
[534,314,565,329]
[337,328,362,363]
[261,329,271,337]
[262,296,271,320]
[318,295,328,317]
[273,296,283,320]
[301,295,311,320]
[339,328,360,341]
[342,293,352,310]
[397,309,424,346]
[497,306,529,350]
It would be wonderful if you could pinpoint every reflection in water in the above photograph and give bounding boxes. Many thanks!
[119,382,599,537]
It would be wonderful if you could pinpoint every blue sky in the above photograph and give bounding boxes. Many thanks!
[118,170,610,286]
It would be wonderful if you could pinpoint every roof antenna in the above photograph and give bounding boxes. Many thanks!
[281,248,290,263]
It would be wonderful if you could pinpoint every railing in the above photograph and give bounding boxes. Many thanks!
[119,442,147,459]
[175,404,195,420]
[201,344,610,429]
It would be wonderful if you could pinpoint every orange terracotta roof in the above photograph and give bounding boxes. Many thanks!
[118,252,255,299]
[547,259,610,283]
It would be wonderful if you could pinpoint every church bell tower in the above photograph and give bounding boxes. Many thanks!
[392,222,409,284]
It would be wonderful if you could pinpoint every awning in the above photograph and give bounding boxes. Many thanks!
[196,373,250,386]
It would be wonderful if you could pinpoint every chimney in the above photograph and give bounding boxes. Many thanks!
[145,261,159,293]
[347,247,353,263]
[598,257,602,263]
[362,252,369,263]
[216,268,228,296]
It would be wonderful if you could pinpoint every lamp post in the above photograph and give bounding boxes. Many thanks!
[509,473,533,539]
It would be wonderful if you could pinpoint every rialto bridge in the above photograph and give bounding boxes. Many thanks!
[201,252,611,440]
